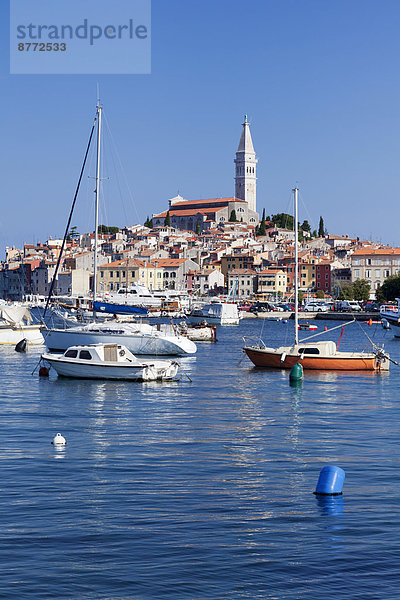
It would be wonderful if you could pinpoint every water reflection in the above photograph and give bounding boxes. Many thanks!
[316,494,344,517]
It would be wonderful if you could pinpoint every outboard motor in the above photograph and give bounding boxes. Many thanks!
[15,338,27,353]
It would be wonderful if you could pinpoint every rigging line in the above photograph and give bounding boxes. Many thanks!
[298,190,317,235]
[103,112,142,225]
[43,112,98,321]
[102,116,129,227]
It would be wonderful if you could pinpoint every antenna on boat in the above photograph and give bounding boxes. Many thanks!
[293,186,299,345]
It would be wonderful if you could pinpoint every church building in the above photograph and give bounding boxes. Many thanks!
[152,116,260,232]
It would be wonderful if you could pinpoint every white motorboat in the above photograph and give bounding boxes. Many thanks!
[0,304,44,345]
[187,302,240,325]
[41,344,179,381]
[106,283,162,307]
[380,301,400,336]
[43,321,196,355]
[178,321,217,342]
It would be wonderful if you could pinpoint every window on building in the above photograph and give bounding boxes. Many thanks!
[100,271,104,278]
[110,271,113,277]
[366,270,371,278]
[385,270,390,277]
[375,269,381,277]
[367,259,372,265]
[116,271,119,277]
[354,269,360,278]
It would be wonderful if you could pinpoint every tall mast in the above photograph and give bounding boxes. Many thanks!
[93,103,102,317]
[294,187,299,345]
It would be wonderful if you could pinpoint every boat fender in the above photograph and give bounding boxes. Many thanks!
[39,366,49,377]
[280,352,287,362]
[52,433,66,446]
[119,349,125,356]
[15,338,27,353]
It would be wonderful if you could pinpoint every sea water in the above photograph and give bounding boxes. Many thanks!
[0,318,399,599]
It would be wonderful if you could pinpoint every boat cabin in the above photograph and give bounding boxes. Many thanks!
[63,344,136,363]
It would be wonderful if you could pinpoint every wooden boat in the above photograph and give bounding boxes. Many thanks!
[41,343,179,381]
[243,188,390,372]
[244,340,388,371]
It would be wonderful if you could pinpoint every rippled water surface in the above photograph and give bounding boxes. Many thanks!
[1,318,400,599]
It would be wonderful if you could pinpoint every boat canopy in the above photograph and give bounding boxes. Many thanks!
[0,305,33,326]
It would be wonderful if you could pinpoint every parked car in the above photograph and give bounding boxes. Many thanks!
[249,302,276,313]
[338,300,362,312]
[363,301,380,312]
[304,302,330,312]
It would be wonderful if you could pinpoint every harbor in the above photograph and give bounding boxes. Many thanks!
[1,317,400,599]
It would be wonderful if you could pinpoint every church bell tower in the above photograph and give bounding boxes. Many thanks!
[234,115,257,212]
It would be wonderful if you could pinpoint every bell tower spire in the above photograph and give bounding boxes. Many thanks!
[234,115,257,212]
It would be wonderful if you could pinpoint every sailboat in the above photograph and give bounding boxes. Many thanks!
[243,188,390,371]
[42,103,196,356]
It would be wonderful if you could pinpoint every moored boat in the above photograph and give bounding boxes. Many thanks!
[42,343,179,381]
[44,321,197,355]
[243,188,390,372]
[0,304,44,345]
[187,302,240,325]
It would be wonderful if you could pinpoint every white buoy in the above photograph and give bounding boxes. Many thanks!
[52,433,66,445]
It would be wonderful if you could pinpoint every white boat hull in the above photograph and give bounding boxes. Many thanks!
[43,355,178,381]
[0,324,44,345]
[44,327,196,355]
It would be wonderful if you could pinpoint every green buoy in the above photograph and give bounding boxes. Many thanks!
[289,362,303,381]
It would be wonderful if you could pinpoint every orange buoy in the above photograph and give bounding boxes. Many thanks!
[368,318,373,326]
[324,326,327,331]
[39,366,49,377]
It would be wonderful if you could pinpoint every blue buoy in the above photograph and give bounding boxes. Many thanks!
[282,319,287,323]
[314,465,345,495]
[289,362,303,381]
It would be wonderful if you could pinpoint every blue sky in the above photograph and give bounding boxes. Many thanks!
[1,0,400,249]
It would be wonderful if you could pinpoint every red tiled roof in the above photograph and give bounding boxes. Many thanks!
[352,248,400,256]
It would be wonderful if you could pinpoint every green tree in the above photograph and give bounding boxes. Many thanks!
[318,216,325,237]
[98,225,119,235]
[195,221,201,235]
[229,209,238,222]
[316,289,325,299]
[353,279,370,302]
[298,290,304,304]
[301,220,311,232]
[164,211,171,226]
[376,275,400,302]
[67,225,80,241]
[271,212,294,230]
[258,217,266,236]
[311,229,317,238]
[338,282,354,300]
